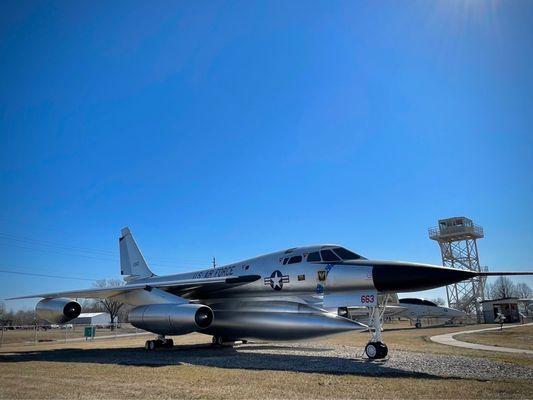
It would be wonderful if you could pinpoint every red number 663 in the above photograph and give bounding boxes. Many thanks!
[360,294,375,303]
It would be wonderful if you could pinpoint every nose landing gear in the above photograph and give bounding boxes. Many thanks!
[364,300,389,360]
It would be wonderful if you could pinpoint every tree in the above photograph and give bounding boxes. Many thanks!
[515,282,532,299]
[487,276,517,299]
[430,297,446,306]
[0,301,5,326]
[93,279,124,328]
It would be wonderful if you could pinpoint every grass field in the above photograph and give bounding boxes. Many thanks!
[1,322,532,399]
[455,325,533,351]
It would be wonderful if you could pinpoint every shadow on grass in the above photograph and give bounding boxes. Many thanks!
[0,342,448,379]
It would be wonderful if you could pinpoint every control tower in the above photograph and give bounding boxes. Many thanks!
[429,217,486,322]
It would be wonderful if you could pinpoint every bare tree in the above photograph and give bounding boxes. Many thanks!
[430,297,446,306]
[487,276,517,299]
[0,301,5,327]
[93,279,124,328]
[515,282,532,299]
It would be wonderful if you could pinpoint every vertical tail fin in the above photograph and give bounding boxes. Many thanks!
[119,227,155,280]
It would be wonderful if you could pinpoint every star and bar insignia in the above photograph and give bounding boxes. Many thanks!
[264,270,289,291]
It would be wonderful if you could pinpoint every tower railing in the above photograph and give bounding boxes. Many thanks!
[428,224,484,240]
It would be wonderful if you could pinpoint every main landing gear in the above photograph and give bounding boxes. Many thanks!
[145,336,174,350]
[211,336,247,347]
[364,299,389,360]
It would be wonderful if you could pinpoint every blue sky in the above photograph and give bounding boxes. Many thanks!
[1,1,532,310]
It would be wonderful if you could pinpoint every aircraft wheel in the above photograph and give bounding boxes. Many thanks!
[415,321,422,328]
[365,342,388,359]
[146,340,156,351]
[165,339,174,348]
[365,342,378,359]
[212,336,235,346]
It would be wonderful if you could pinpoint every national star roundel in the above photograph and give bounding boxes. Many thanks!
[264,270,290,291]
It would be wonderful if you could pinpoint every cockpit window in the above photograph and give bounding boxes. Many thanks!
[287,255,302,264]
[320,249,340,262]
[399,298,437,307]
[282,257,288,265]
[332,247,364,260]
[307,251,321,262]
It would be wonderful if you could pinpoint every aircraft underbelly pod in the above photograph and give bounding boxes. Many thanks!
[206,301,365,340]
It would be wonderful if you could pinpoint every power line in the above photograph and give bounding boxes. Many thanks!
[0,269,97,281]
[0,232,115,255]
[0,232,207,267]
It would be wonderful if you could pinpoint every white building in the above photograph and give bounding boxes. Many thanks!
[71,312,112,326]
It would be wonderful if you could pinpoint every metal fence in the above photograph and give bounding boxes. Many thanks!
[0,323,148,347]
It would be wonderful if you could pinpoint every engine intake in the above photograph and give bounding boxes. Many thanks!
[129,303,214,335]
[36,298,82,324]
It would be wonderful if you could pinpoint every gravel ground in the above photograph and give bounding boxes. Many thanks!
[2,341,531,381]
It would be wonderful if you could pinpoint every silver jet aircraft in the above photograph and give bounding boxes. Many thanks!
[8,228,531,359]
[395,298,467,327]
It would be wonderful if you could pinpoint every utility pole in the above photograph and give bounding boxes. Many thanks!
[212,257,217,269]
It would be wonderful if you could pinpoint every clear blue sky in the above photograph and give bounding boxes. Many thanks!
[1,1,532,311]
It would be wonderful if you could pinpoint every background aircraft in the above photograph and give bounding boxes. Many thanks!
[395,298,466,327]
[7,228,530,359]
[345,295,466,328]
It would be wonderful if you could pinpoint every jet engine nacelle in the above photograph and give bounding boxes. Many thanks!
[36,298,82,324]
[129,303,214,335]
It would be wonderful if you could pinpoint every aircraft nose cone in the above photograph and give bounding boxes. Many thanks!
[371,262,476,293]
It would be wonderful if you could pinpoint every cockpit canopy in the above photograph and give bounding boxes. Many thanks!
[399,298,438,307]
[306,247,366,263]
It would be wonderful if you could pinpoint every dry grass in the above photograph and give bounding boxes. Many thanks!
[455,325,533,351]
[1,322,532,399]
[0,361,531,400]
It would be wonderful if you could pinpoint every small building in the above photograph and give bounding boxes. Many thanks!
[71,312,112,326]
[481,298,520,323]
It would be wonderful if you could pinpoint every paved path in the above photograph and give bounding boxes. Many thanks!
[430,323,533,355]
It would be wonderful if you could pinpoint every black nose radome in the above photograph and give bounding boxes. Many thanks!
[372,263,476,293]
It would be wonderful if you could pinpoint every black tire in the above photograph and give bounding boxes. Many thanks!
[365,342,388,359]
[165,339,174,348]
[377,342,388,358]
[145,340,150,350]
[415,322,421,328]
[148,340,156,351]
